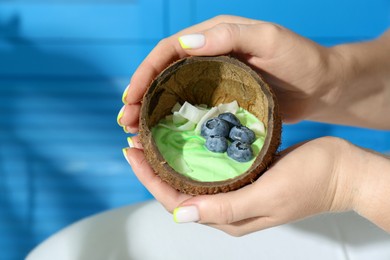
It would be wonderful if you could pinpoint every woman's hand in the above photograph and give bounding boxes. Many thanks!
[120,16,390,235]
[124,136,367,236]
[119,15,342,132]
[124,136,390,235]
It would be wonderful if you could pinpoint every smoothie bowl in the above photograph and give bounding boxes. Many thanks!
[139,56,281,195]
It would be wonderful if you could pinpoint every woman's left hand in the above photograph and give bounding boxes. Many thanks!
[124,136,362,236]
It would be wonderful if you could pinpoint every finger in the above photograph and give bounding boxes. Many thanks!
[119,103,141,129]
[180,22,282,59]
[179,15,261,35]
[208,216,276,237]
[125,15,261,105]
[125,40,184,105]
[127,135,143,150]
[124,125,139,134]
[124,148,191,212]
[175,180,271,225]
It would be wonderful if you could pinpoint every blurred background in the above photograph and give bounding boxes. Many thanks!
[0,0,389,259]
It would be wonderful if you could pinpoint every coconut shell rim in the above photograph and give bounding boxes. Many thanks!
[139,55,281,195]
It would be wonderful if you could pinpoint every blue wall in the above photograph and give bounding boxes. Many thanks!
[0,1,389,259]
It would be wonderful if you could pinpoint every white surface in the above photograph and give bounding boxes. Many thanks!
[27,200,390,260]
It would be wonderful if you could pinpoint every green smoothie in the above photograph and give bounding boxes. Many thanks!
[151,107,265,182]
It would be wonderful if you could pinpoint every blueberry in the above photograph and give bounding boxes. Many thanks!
[201,118,230,138]
[218,112,241,128]
[227,141,253,162]
[205,135,228,153]
[229,125,256,144]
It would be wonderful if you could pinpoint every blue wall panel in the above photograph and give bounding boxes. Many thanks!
[193,0,390,41]
[0,2,165,40]
[0,77,153,259]
[0,0,389,259]
[168,0,196,34]
[0,42,155,77]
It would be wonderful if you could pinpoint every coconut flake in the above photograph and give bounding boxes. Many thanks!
[163,101,243,133]
[217,100,239,114]
[171,102,182,113]
[173,111,187,125]
[178,101,208,123]
[195,107,219,133]
[165,114,173,121]
[195,104,208,109]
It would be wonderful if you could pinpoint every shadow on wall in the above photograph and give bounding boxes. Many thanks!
[0,14,145,259]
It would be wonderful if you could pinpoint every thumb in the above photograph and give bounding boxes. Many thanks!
[178,22,283,58]
[173,184,267,225]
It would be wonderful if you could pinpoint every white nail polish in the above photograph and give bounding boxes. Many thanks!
[127,137,134,148]
[122,84,130,104]
[117,105,125,126]
[122,148,130,164]
[178,34,205,49]
[173,206,200,223]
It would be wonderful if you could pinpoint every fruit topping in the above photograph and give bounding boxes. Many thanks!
[205,135,229,153]
[201,118,230,138]
[218,112,241,128]
[229,125,256,144]
[227,140,254,162]
[201,109,258,162]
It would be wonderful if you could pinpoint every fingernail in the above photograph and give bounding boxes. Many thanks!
[178,34,205,49]
[123,126,129,133]
[127,136,134,148]
[117,105,125,126]
[122,147,130,164]
[173,206,200,223]
[122,84,130,104]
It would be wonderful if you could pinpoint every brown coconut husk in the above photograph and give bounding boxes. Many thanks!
[139,56,281,195]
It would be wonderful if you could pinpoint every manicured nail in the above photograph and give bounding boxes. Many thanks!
[178,34,205,49]
[123,126,129,133]
[127,136,134,148]
[173,206,200,223]
[122,84,130,104]
[122,147,130,164]
[117,105,125,126]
